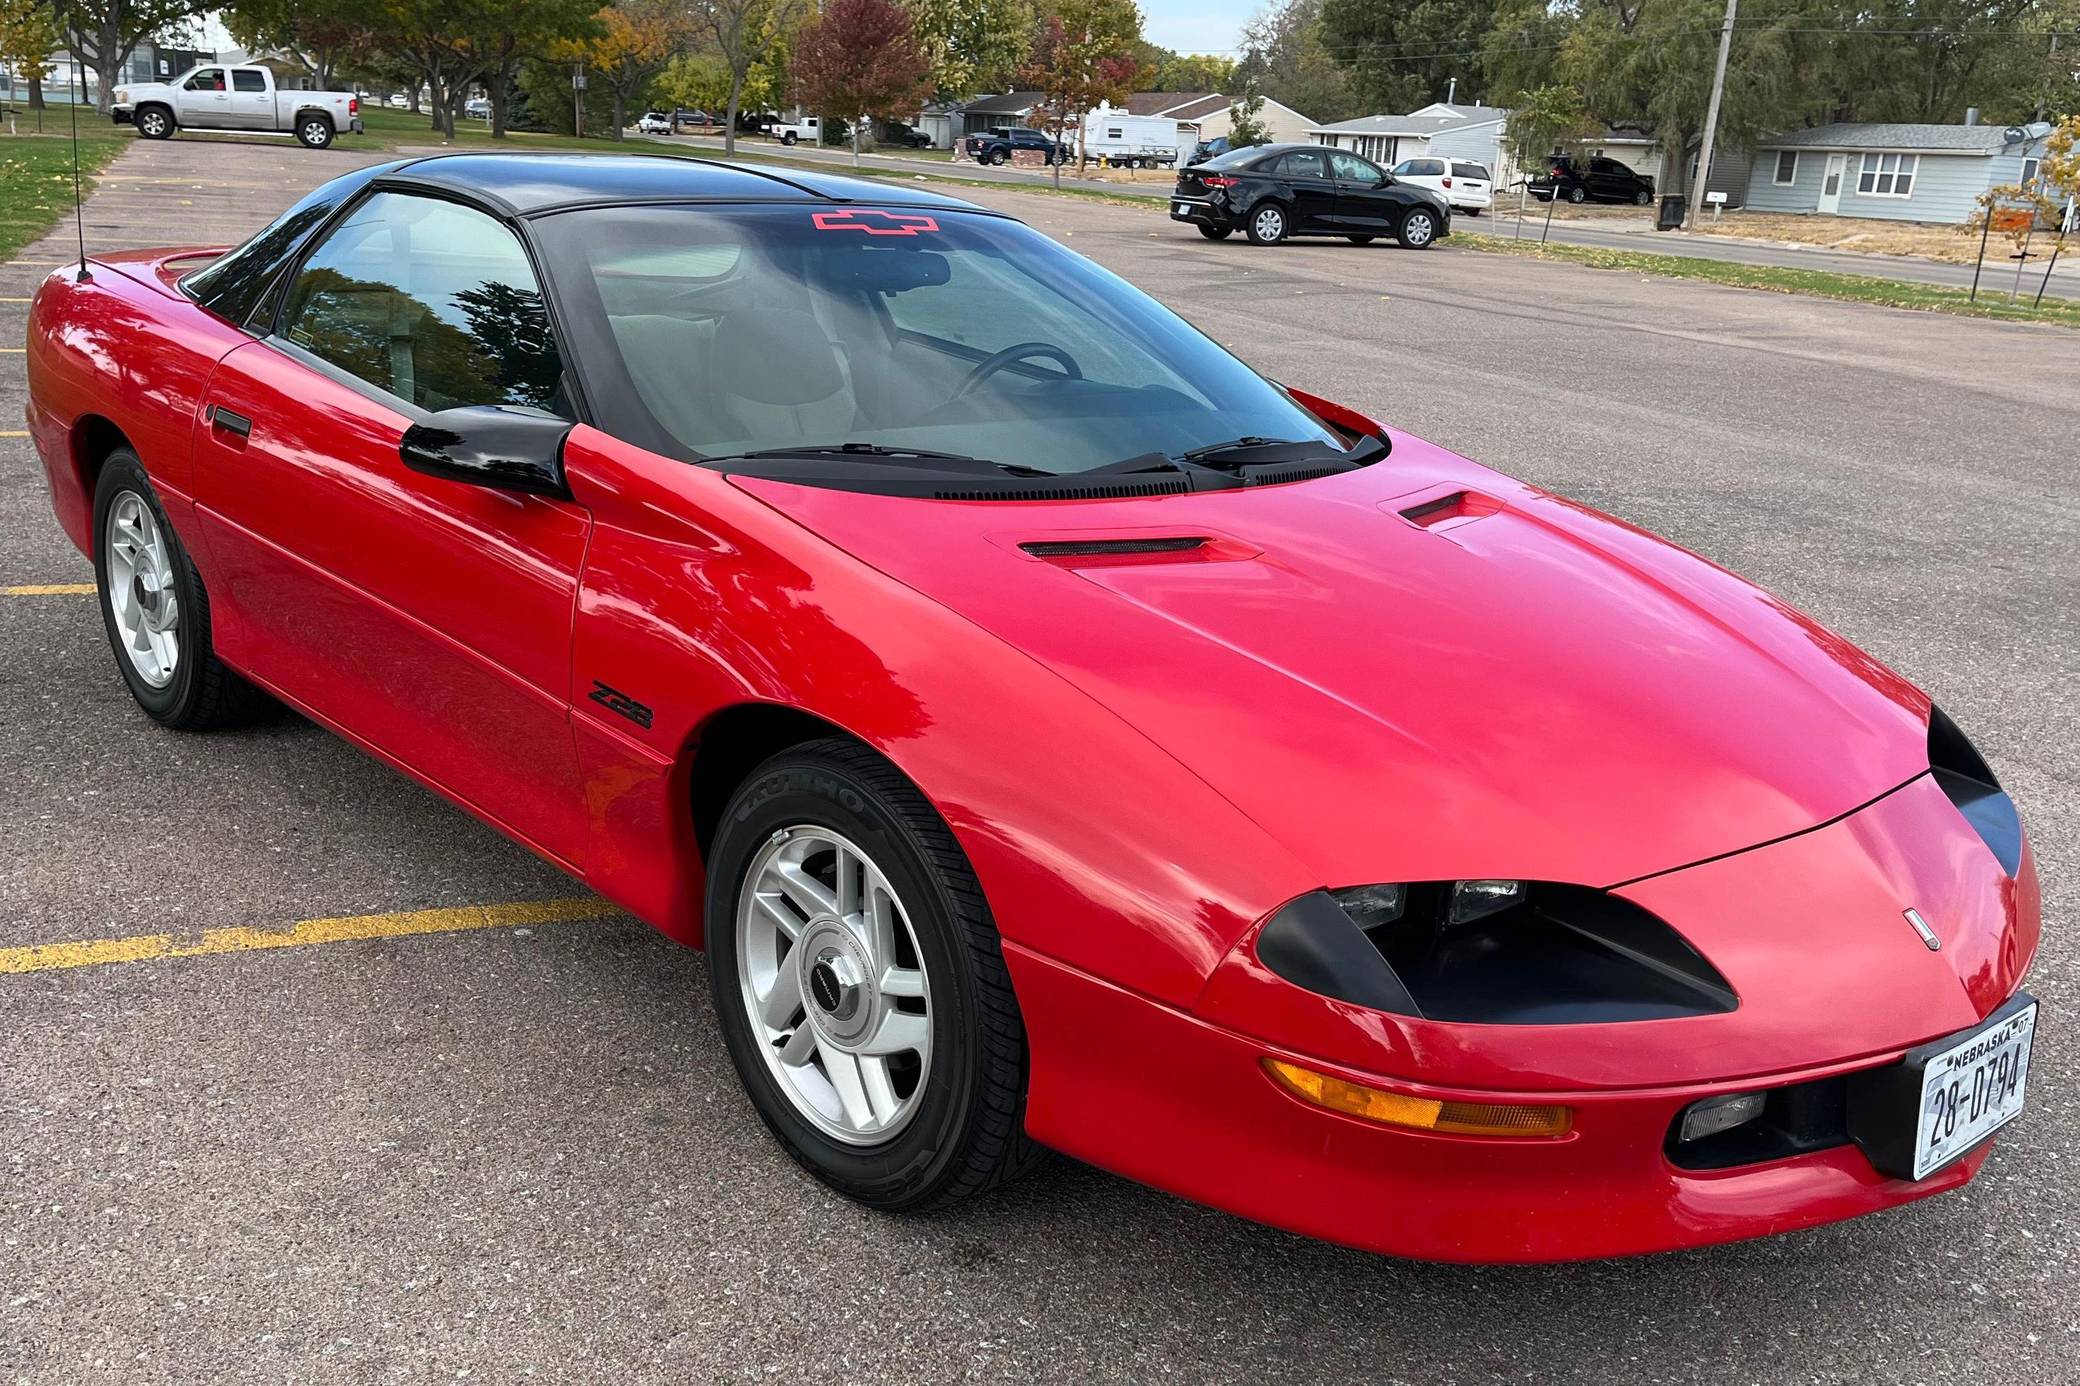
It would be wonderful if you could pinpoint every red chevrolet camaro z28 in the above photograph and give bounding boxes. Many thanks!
[25,154,2040,1261]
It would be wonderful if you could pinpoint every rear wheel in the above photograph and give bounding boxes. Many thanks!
[135,105,173,140]
[295,114,333,149]
[92,452,261,730]
[1245,201,1289,245]
[706,739,1043,1210]
[1198,224,1232,240]
[1568,186,1587,204]
[1396,207,1439,249]
[781,131,799,146]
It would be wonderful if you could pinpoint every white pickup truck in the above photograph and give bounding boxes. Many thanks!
[113,63,362,149]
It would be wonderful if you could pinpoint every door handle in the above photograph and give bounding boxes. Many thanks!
[210,406,252,438]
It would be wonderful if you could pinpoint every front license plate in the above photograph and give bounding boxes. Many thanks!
[1850,993,2036,1181]
[1912,1001,2034,1178]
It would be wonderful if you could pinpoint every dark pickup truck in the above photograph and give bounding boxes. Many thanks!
[963,126,1068,166]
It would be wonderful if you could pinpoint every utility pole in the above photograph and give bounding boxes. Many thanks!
[1685,0,1738,231]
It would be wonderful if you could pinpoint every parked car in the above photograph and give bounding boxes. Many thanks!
[1185,136,1233,165]
[673,108,712,130]
[111,63,362,149]
[1530,155,1657,206]
[26,151,2042,1265]
[1171,142,1449,248]
[464,97,491,122]
[772,114,822,146]
[1389,156,1494,215]
[964,126,1067,166]
[385,92,410,110]
[880,120,935,148]
[637,111,673,136]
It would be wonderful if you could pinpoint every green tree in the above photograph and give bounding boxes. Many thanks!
[656,49,732,110]
[1156,52,1235,90]
[0,0,59,111]
[220,0,369,89]
[903,0,1031,98]
[1227,81,1269,144]
[691,0,807,153]
[1237,0,1355,125]
[1319,0,1501,114]
[57,0,208,113]
[1023,0,1143,183]
[575,0,691,138]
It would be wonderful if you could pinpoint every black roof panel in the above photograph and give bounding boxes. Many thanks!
[389,152,982,215]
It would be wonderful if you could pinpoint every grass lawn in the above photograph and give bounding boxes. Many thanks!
[1454,231,2080,330]
[0,117,129,263]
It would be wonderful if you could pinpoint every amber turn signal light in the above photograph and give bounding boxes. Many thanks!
[1262,1058,1574,1137]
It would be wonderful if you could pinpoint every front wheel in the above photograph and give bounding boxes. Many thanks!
[707,739,1044,1210]
[1567,186,1588,204]
[1197,224,1232,240]
[295,115,333,149]
[1396,207,1439,249]
[135,105,174,140]
[1635,189,1654,206]
[92,452,262,729]
[987,149,1007,166]
[1245,201,1288,245]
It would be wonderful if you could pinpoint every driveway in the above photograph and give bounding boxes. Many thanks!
[4,135,2077,1385]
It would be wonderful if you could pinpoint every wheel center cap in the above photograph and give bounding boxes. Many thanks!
[809,956,860,1019]
[796,917,875,1046]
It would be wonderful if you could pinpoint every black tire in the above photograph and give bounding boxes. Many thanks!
[92,452,262,730]
[1396,206,1440,249]
[1346,234,1375,245]
[135,105,174,140]
[987,149,1007,166]
[1635,189,1654,206]
[1464,206,1482,217]
[1244,200,1289,245]
[781,131,799,146]
[706,738,1044,1211]
[295,113,334,149]
[1197,224,1232,240]
[1567,186,1588,204]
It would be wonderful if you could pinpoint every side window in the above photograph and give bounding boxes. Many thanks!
[1329,151,1377,182]
[232,69,267,93]
[276,192,566,416]
[185,68,225,91]
[1277,150,1328,179]
[1453,162,1490,180]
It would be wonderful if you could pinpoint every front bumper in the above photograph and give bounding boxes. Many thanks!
[1008,772,2038,1261]
[111,106,133,126]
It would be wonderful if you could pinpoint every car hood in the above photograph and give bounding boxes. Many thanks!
[732,432,1932,889]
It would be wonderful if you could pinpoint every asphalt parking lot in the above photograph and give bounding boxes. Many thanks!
[3,137,2076,1385]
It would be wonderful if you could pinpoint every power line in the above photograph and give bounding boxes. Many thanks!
[1195,23,2080,60]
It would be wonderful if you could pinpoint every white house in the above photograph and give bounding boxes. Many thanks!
[1119,90,1315,149]
[1744,120,2056,224]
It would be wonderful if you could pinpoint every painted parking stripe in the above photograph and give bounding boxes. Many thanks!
[0,430,28,438]
[0,897,620,975]
[3,583,94,595]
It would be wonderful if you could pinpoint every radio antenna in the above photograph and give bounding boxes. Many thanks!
[69,80,91,282]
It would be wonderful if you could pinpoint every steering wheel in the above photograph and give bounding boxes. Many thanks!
[954,341,1082,399]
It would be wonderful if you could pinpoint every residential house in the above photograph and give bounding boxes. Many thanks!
[945,91,1048,140]
[1120,90,1315,148]
[1745,120,2055,223]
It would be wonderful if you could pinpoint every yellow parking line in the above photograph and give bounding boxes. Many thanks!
[0,897,620,975]
[0,430,28,438]
[0,296,29,302]
[3,583,94,595]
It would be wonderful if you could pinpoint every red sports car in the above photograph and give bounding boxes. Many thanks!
[25,154,2040,1262]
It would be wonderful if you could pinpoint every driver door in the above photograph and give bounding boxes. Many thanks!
[176,67,231,126]
[193,190,592,866]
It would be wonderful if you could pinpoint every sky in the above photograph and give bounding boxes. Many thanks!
[1141,0,1255,56]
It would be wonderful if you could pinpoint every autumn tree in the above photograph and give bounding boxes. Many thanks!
[577,0,691,138]
[57,0,208,113]
[793,0,931,165]
[1236,0,1353,125]
[221,0,370,89]
[1023,0,1142,185]
[0,0,59,111]
[903,0,1030,98]
[692,0,806,154]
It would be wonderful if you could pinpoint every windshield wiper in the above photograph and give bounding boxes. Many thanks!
[717,443,1052,477]
[1179,434,1387,471]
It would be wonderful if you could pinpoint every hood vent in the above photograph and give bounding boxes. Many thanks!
[1021,536,1207,559]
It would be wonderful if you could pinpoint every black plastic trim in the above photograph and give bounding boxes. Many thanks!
[1255,892,1421,1017]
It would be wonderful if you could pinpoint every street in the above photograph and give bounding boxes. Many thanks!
[3,136,2076,1384]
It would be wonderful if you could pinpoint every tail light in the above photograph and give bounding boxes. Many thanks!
[1550,165,1564,176]
[349,97,359,115]
[1441,176,1452,188]
[1201,175,1237,188]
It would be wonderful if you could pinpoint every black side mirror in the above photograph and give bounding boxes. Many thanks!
[399,405,574,498]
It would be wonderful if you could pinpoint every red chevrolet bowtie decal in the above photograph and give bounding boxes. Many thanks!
[811,209,942,236]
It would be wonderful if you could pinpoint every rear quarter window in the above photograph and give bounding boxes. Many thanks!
[1452,162,1491,180]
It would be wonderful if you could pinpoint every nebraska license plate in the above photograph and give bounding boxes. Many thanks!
[1913,1001,2035,1178]
[1850,993,2037,1181]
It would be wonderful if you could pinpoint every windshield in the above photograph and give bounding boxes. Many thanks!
[531,204,1340,473]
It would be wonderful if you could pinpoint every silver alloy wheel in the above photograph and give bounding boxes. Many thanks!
[104,491,179,688]
[1254,206,1284,241]
[139,110,168,137]
[737,825,933,1146]
[300,118,328,146]
[1404,211,1436,247]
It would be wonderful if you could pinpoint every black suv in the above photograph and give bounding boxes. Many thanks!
[1169,143,1450,248]
[1530,156,1657,206]
[964,127,1067,166]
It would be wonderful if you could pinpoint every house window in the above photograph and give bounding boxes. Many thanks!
[1773,150,1797,185]
[2021,157,2041,188]
[1855,152,1917,198]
